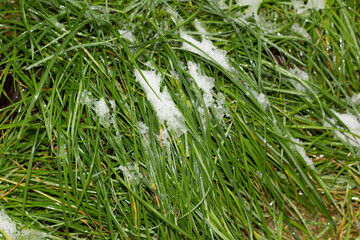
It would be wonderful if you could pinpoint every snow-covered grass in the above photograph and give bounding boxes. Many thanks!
[0,0,359,239]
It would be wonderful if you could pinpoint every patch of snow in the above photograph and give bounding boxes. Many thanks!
[180,23,234,72]
[293,0,325,14]
[118,30,135,42]
[236,0,262,18]
[327,110,360,148]
[213,93,230,119]
[134,69,186,134]
[187,61,215,107]
[289,67,308,92]
[351,94,360,105]
[250,89,269,109]
[158,126,170,148]
[210,0,229,9]
[0,208,47,240]
[292,138,315,169]
[118,163,143,185]
[291,23,311,41]
[81,90,116,128]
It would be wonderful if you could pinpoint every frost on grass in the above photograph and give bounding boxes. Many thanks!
[210,0,229,9]
[118,163,143,185]
[291,23,311,41]
[0,208,47,240]
[236,0,262,18]
[293,0,325,14]
[134,69,186,135]
[326,110,360,148]
[81,90,116,128]
[292,138,315,169]
[180,21,234,72]
[289,67,309,92]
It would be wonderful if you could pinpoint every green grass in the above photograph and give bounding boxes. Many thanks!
[0,0,360,239]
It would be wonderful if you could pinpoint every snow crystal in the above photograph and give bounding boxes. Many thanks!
[0,208,47,240]
[236,0,262,18]
[291,23,311,41]
[327,110,360,148]
[180,26,234,72]
[134,69,186,134]
[118,30,135,42]
[158,126,170,148]
[187,61,215,107]
[292,138,315,169]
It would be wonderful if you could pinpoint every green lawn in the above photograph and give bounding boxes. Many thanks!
[0,0,360,239]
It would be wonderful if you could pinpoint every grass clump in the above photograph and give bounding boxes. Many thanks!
[0,0,360,239]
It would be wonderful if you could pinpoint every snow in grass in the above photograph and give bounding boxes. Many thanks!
[236,0,262,18]
[289,66,309,92]
[118,163,143,185]
[0,208,47,240]
[327,110,360,148]
[213,93,230,119]
[187,61,215,107]
[81,90,116,128]
[118,29,136,42]
[210,0,229,9]
[350,93,360,105]
[293,0,325,14]
[137,121,150,148]
[291,23,311,41]
[292,138,315,169]
[134,69,186,134]
[180,21,234,72]
[250,89,269,109]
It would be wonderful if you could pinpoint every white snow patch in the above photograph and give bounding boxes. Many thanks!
[0,208,47,240]
[134,69,186,134]
[291,23,311,41]
[118,29,135,42]
[293,0,325,14]
[351,94,360,105]
[180,25,234,72]
[250,89,269,109]
[81,90,116,128]
[236,0,262,18]
[292,138,315,169]
[327,110,360,148]
[213,93,230,119]
[210,0,229,9]
[187,61,215,107]
[289,67,308,92]
[118,163,143,185]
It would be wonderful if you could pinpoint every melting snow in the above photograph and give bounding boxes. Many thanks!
[289,67,309,92]
[134,69,186,134]
[293,0,325,14]
[81,90,116,128]
[180,21,234,72]
[327,110,360,148]
[291,23,311,41]
[236,0,262,18]
[118,30,135,42]
[292,138,315,169]
[0,208,47,240]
